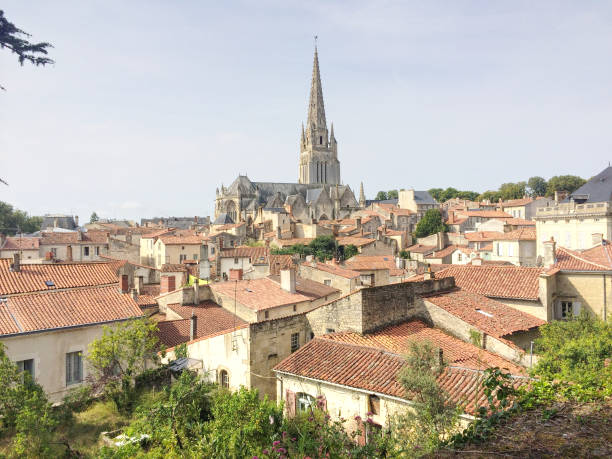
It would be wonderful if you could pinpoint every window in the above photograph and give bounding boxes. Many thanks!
[559,300,581,319]
[193,254,198,260]
[293,305,297,312]
[66,351,83,386]
[297,392,315,412]
[83,246,90,256]
[211,247,215,255]
[497,243,503,256]
[290,332,300,353]
[264,311,269,319]
[234,257,239,264]
[50,247,57,257]
[17,359,34,379]
[219,369,229,388]
[508,244,515,257]
[325,328,335,334]
[323,279,331,286]
[179,254,187,262]
[319,136,323,145]
[368,394,380,415]
[95,246,100,256]
[457,252,462,262]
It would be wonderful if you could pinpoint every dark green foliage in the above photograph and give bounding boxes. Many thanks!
[399,249,409,259]
[429,187,480,202]
[272,235,349,261]
[342,244,359,260]
[533,312,612,398]
[415,208,447,238]
[478,190,502,203]
[375,191,388,201]
[0,201,42,234]
[387,189,399,200]
[0,9,54,90]
[90,212,99,223]
[527,176,547,197]
[546,175,587,197]
[499,181,526,200]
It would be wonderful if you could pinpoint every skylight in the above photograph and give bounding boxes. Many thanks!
[44,280,55,287]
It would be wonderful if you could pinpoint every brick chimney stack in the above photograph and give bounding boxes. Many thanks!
[130,288,138,301]
[11,253,20,272]
[190,312,197,341]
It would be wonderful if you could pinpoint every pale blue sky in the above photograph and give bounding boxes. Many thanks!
[1,1,611,222]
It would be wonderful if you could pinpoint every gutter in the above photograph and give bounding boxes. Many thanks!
[0,315,143,339]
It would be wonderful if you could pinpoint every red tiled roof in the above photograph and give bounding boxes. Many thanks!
[157,301,247,348]
[553,246,612,271]
[336,236,375,248]
[406,244,436,254]
[506,218,535,226]
[0,259,121,296]
[274,238,314,248]
[426,245,464,259]
[219,246,269,264]
[141,229,174,239]
[431,265,544,300]
[458,210,513,219]
[40,230,109,245]
[345,255,396,272]
[269,254,296,275]
[322,320,523,374]
[425,289,545,338]
[501,198,533,207]
[578,242,612,269]
[158,234,206,245]
[464,232,505,242]
[309,262,361,279]
[210,276,338,311]
[1,237,40,250]
[275,322,526,415]
[492,228,536,241]
[0,285,143,336]
[161,263,188,273]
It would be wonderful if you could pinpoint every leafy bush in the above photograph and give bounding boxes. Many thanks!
[414,209,447,238]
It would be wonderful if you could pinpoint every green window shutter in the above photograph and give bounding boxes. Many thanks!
[66,353,71,385]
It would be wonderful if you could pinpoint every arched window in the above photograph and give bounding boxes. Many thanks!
[296,392,315,412]
[219,369,229,388]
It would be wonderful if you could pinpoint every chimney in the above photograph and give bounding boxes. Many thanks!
[543,237,557,268]
[53,218,58,228]
[130,288,138,301]
[423,266,433,280]
[11,253,20,272]
[66,245,73,262]
[356,217,362,232]
[120,274,129,293]
[436,231,444,250]
[276,226,282,239]
[280,268,296,293]
[74,215,79,227]
[229,268,243,281]
[592,233,604,246]
[160,275,176,294]
[438,348,444,366]
[137,276,144,294]
[190,312,197,341]
[77,230,83,241]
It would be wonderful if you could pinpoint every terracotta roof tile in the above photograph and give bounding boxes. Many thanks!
[464,232,505,242]
[274,238,314,248]
[336,236,375,248]
[492,228,536,241]
[0,285,143,336]
[210,276,338,311]
[506,218,536,226]
[269,254,296,275]
[425,289,545,338]
[157,301,247,348]
[40,230,109,245]
[219,246,269,264]
[553,246,612,271]
[426,245,464,259]
[501,198,534,207]
[577,242,612,269]
[345,255,397,272]
[430,265,544,300]
[275,321,526,415]
[309,262,361,279]
[0,259,120,296]
[406,244,436,254]
[161,264,189,273]
[457,210,513,219]
[1,237,40,250]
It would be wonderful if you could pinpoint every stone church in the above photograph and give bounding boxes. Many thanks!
[214,48,360,224]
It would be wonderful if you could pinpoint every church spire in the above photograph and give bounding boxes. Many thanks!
[359,182,366,207]
[307,46,327,132]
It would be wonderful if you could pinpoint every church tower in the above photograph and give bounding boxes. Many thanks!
[298,47,341,185]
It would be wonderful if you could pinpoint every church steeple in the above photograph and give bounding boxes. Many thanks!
[307,47,327,133]
[299,45,340,186]
[359,182,366,207]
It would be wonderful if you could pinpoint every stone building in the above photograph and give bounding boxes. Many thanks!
[214,48,359,224]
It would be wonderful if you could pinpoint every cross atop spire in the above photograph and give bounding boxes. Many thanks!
[307,45,326,131]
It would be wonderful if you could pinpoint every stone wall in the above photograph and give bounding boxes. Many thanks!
[249,314,311,398]
[108,237,140,264]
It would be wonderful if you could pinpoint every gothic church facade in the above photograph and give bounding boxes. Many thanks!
[215,48,359,224]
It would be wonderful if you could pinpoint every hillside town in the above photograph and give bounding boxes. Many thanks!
[1,3,611,458]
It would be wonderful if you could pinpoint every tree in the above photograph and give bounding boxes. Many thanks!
[546,175,587,197]
[0,201,41,235]
[478,190,502,203]
[387,189,399,200]
[87,318,160,413]
[389,342,460,454]
[90,212,99,223]
[527,176,547,197]
[415,209,447,238]
[499,182,526,200]
[456,190,479,201]
[375,191,388,201]
[0,10,54,90]
[428,188,444,202]
[341,244,359,260]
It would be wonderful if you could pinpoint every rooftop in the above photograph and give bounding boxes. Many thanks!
[1,237,40,250]
[0,285,143,336]
[306,261,361,279]
[0,258,122,296]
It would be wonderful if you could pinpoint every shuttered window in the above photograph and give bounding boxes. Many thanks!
[66,351,83,386]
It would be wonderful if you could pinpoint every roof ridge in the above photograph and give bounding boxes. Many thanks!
[557,246,611,270]
[315,335,406,359]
